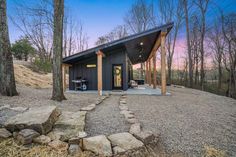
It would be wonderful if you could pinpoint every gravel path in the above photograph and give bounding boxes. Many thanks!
[126,86,236,157]
[85,95,130,136]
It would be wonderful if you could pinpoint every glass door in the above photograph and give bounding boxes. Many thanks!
[112,64,123,89]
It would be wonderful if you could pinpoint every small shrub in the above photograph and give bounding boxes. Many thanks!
[31,58,52,73]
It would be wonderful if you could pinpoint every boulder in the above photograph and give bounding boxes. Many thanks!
[33,135,51,144]
[129,123,141,135]
[80,104,96,111]
[5,106,61,134]
[51,111,87,141]
[48,140,68,152]
[108,132,143,151]
[68,144,82,156]
[17,129,40,145]
[0,105,10,110]
[0,128,12,139]
[83,135,112,156]
[68,137,80,144]
[133,131,156,144]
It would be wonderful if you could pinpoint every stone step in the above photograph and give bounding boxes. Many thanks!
[5,106,61,134]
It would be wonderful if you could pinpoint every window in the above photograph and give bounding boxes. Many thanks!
[86,64,96,68]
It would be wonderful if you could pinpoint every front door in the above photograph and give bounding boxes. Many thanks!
[112,64,123,90]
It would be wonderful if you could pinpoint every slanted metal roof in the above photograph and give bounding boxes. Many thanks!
[63,22,173,64]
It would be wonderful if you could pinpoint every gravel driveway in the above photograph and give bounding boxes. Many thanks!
[85,95,130,136]
[126,86,236,156]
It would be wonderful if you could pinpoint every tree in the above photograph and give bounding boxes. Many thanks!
[221,13,236,98]
[182,0,193,87]
[95,25,128,45]
[158,0,183,85]
[208,19,225,89]
[124,0,156,79]
[11,37,35,61]
[194,0,210,89]
[51,0,66,101]
[0,0,18,96]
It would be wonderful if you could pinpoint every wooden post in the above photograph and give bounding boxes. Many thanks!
[148,59,152,86]
[145,61,148,84]
[161,31,167,95]
[153,51,157,89]
[97,50,103,96]
[62,64,66,91]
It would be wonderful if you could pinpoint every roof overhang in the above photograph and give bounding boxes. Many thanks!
[63,22,174,64]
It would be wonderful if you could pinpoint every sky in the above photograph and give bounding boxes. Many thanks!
[6,0,236,69]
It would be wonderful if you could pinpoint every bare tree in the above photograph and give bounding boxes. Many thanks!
[158,0,183,85]
[51,0,66,101]
[95,25,128,45]
[208,18,225,89]
[194,0,210,89]
[124,0,156,79]
[11,0,53,61]
[0,0,18,96]
[221,13,236,98]
[182,0,193,87]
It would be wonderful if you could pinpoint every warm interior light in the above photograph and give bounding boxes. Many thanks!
[140,42,143,46]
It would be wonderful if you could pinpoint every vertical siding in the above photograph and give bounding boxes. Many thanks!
[69,48,128,91]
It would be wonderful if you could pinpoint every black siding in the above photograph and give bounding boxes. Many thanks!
[69,48,128,91]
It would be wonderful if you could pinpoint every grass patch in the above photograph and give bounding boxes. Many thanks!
[204,146,227,157]
[0,138,66,157]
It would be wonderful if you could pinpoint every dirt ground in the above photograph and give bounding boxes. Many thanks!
[127,86,236,157]
[0,85,99,112]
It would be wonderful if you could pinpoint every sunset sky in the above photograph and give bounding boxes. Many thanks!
[7,0,236,69]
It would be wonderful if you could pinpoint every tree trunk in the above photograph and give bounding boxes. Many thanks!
[0,0,18,96]
[51,0,66,101]
[183,0,193,87]
[167,61,172,85]
[218,62,222,89]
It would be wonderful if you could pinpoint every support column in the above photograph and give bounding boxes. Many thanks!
[153,51,157,89]
[62,64,66,91]
[148,59,152,86]
[161,32,167,95]
[145,61,148,84]
[97,50,103,96]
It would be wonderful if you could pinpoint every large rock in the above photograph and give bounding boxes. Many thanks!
[48,140,68,152]
[68,144,82,156]
[83,135,112,156]
[133,131,156,144]
[0,128,12,140]
[50,111,86,141]
[17,129,40,145]
[108,132,143,151]
[5,106,61,134]
[33,135,51,144]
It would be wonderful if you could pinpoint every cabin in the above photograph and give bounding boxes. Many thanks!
[62,22,173,95]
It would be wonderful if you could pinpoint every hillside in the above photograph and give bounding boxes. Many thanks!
[14,61,52,89]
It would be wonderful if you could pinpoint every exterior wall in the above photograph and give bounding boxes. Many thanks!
[69,48,128,90]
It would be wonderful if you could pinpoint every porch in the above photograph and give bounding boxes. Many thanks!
[66,84,170,96]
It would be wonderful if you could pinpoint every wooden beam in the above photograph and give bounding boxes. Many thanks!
[148,35,161,60]
[153,51,157,89]
[148,59,152,86]
[161,31,167,95]
[96,50,103,96]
